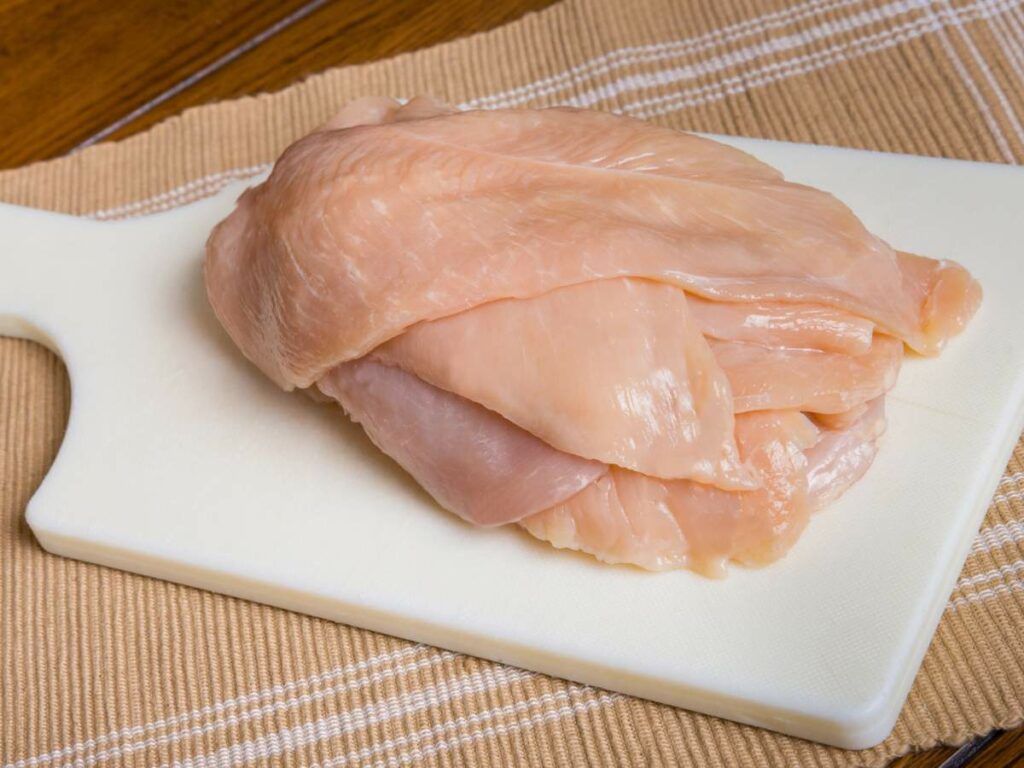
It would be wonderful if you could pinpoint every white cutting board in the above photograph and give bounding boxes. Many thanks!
[2,137,1023,750]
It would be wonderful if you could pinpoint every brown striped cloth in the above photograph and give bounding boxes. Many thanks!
[2,0,1023,765]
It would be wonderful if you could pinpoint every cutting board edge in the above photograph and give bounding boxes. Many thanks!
[26,508,906,750]
[874,387,1024,749]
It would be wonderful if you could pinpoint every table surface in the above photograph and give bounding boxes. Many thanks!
[0,1,1020,765]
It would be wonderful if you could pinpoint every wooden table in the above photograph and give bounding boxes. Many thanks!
[0,1,1020,765]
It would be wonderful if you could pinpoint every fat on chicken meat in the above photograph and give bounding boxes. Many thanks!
[205,97,981,575]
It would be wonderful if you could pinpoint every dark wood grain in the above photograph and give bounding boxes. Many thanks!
[890,728,1024,768]
[94,0,560,145]
[889,745,960,768]
[0,0,310,167]
[0,0,555,168]
[963,728,1024,767]
[0,1,1020,765]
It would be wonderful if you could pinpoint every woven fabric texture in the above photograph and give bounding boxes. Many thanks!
[2,0,1023,765]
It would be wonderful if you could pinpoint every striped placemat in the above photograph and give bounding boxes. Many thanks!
[2,0,1023,765]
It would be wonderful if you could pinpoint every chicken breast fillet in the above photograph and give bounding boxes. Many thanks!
[205,97,981,574]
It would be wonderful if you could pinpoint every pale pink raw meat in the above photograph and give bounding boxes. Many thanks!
[205,101,980,390]
[897,250,983,351]
[206,97,982,575]
[374,278,752,488]
[317,95,452,132]
[318,358,605,527]
[520,411,820,576]
[688,295,874,355]
[806,397,887,509]
[809,403,869,430]
[711,334,903,414]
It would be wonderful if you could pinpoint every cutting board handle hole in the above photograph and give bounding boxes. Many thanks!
[0,315,62,355]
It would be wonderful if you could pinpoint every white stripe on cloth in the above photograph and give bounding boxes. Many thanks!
[997,488,1024,504]
[464,0,870,109]
[161,665,573,768]
[562,0,934,110]
[924,3,1018,160]
[47,651,465,768]
[167,684,614,768]
[985,3,1024,87]
[954,560,1024,592]
[87,164,271,220]
[939,0,1024,147]
[1,645,437,768]
[971,520,1024,555]
[1011,4,1024,43]
[997,470,1024,489]
[310,693,622,768]
[624,0,1024,119]
[948,577,1024,609]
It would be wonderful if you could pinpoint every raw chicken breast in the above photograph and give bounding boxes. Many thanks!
[206,102,980,390]
[896,250,983,353]
[318,95,452,131]
[206,97,982,575]
[806,398,887,509]
[318,358,606,526]
[688,296,874,355]
[520,411,820,576]
[712,334,903,414]
[809,403,869,431]
[374,279,752,488]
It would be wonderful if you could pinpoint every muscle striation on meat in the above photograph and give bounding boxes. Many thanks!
[206,97,981,575]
